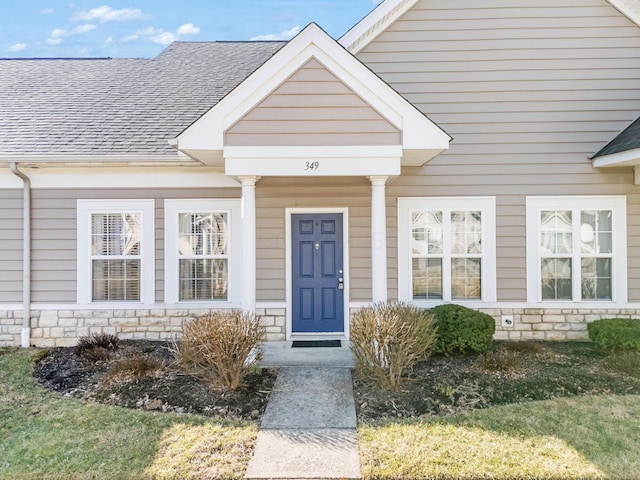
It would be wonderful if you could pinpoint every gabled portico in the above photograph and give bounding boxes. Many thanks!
[173,23,450,337]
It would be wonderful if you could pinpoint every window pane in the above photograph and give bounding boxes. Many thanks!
[540,211,572,254]
[581,258,612,300]
[179,212,227,256]
[179,259,228,301]
[541,258,572,300]
[92,213,140,256]
[92,259,140,301]
[412,258,442,299]
[412,211,442,255]
[451,258,481,300]
[580,210,612,255]
[451,211,482,254]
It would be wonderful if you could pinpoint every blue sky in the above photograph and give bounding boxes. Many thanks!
[1,1,381,58]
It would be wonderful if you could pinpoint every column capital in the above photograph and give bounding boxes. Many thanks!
[368,175,389,186]
[237,175,261,186]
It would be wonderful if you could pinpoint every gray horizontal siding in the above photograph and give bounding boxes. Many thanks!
[0,190,22,303]
[29,188,240,304]
[359,0,640,301]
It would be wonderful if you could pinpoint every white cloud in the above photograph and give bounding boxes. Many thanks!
[72,5,143,23]
[250,25,301,41]
[73,24,97,34]
[121,34,139,42]
[177,23,200,35]
[136,27,160,36]
[7,43,27,52]
[45,38,63,45]
[104,37,113,44]
[51,28,67,38]
[41,8,54,14]
[151,32,176,45]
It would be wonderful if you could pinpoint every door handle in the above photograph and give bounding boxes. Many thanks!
[338,277,344,290]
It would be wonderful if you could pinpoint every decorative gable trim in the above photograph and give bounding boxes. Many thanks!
[340,0,640,54]
[175,23,450,170]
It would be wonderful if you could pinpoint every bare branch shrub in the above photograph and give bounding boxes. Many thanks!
[173,310,265,391]
[102,355,165,384]
[350,302,437,390]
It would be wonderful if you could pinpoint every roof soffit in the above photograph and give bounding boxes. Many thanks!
[340,0,640,54]
[175,23,450,164]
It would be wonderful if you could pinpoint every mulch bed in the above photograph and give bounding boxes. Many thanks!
[33,340,640,423]
[33,340,276,421]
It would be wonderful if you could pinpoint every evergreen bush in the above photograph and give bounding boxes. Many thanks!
[429,304,495,356]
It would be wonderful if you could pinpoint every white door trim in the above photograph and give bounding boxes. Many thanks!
[285,207,350,340]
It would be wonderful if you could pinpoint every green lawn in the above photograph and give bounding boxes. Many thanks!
[3,347,640,479]
[0,348,257,480]
[359,394,640,479]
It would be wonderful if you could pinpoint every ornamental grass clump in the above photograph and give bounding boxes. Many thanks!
[173,310,265,391]
[350,302,437,390]
[74,333,120,361]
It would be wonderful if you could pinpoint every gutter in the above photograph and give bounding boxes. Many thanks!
[9,163,31,348]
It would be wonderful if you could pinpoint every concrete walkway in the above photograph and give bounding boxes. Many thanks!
[245,364,361,479]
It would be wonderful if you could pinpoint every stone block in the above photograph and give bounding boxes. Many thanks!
[135,310,150,317]
[274,317,286,327]
[167,309,188,317]
[523,309,544,315]
[49,327,65,338]
[85,318,109,327]
[533,323,553,331]
[566,331,589,340]
[39,311,59,327]
[544,332,567,341]
[56,337,78,347]
[266,326,284,334]
[261,316,275,326]
[514,323,532,331]
[570,323,588,331]
[140,317,166,327]
[542,315,565,323]
[566,315,585,324]
[74,310,94,318]
[145,332,161,340]
[0,310,7,319]
[58,317,78,327]
[93,310,114,318]
[150,309,166,317]
[553,324,571,331]
[266,308,286,316]
[507,331,522,340]
[170,317,184,326]
[585,315,602,322]
[31,328,44,339]
[493,331,509,340]
[109,318,139,327]
[34,338,56,348]
[521,315,542,324]
[266,332,286,342]
[114,310,127,318]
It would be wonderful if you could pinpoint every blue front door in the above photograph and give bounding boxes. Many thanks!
[292,213,344,333]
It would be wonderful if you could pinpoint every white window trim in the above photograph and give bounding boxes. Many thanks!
[164,199,243,307]
[77,199,155,306]
[526,196,627,305]
[398,197,497,305]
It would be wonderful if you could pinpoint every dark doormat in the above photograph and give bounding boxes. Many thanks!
[291,340,342,348]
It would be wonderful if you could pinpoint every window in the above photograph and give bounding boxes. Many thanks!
[526,197,627,303]
[398,197,496,303]
[78,200,154,304]
[165,200,242,305]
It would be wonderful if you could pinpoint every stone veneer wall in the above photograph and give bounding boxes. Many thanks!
[0,307,287,348]
[3,306,640,347]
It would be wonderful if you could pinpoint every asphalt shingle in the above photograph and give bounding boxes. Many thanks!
[593,116,640,158]
[0,41,285,157]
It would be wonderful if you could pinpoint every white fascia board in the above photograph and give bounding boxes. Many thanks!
[592,148,640,168]
[177,23,449,155]
[0,154,193,167]
[225,146,402,176]
[606,0,640,27]
[339,0,420,54]
[0,166,240,189]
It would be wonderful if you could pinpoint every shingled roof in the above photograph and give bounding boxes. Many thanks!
[0,41,284,158]
[593,116,640,158]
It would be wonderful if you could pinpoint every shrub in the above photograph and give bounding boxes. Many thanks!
[350,302,437,390]
[429,304,495,356]
[502,341,545,354]
[173,310,265,391]
[103,355,164,383]
[601,351,640,379]
[481,346,521,372]
[74,333,120,360]
[588,318,640,352]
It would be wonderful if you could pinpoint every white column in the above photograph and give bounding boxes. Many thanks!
[369,175,388,303]
[239,176,260,312]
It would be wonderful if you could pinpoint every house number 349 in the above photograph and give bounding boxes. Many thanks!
[305,161,320,171]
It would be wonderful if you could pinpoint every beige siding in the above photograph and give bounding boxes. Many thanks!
[256,177,381,302]
[358,0,640,301]
[225,58,401,147]
[0,190,23,303]
[30,188,240,304]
